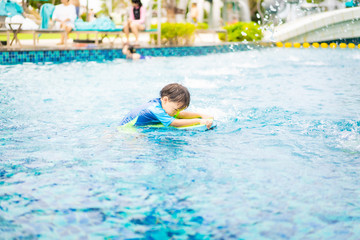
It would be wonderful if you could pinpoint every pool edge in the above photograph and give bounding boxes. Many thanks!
[0,42,272,65]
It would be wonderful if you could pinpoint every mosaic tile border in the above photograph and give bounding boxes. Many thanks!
[0,43,262,65]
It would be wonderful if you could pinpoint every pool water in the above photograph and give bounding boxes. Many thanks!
[1,48,360,239]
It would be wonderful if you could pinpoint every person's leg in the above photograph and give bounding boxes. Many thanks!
[130,22,138,42]
[58,23,66,44]
[123,21,131,43]
[58,24,72,45]
[130,23,145,45]
[64,25,72,45]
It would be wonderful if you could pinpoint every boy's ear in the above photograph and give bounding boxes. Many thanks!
[162,96,169,103]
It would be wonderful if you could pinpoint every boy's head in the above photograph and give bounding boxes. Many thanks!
[160,83,190,116]
[128,45,136,53]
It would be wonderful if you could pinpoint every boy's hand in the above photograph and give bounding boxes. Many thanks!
[200,119,213,129]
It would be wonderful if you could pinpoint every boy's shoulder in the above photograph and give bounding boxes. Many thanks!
[148,98,163,112]
[128,98,160,114]
[149,98,161,104]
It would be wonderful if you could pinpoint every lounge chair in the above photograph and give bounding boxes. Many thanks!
[345,0,359,7]
[72,17,124,45]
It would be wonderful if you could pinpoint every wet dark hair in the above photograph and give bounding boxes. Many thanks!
[160,83,190,110]
[128,45,136,53]
[131,0,142,8]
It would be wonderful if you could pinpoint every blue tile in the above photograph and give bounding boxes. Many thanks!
[0,43,258,64]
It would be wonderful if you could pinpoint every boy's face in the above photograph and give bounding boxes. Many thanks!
[161,96,184,116]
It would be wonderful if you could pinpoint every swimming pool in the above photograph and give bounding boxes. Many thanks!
[1,48,360,239]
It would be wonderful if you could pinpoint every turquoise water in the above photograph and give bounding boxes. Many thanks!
[1,48,360,239]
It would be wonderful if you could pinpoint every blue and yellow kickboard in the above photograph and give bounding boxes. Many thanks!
[146,121,217,131]
[118,121,217,132]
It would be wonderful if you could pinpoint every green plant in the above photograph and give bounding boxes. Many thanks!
[80,12,87,22]
[28,0,61,10]
[196,22,208,30]
[219,22,263,42]
[306,0,324,4]
[150,23,196,46]
[99,0,127,16]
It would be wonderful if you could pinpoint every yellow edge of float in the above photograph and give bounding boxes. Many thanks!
[275,42,359,49]
[117,120,217,132]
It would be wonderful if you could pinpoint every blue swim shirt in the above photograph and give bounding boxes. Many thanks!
[119,98,175,127]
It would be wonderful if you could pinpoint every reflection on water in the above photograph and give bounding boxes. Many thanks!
[1,48,360,238]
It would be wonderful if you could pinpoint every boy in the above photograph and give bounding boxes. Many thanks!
[119,83,214,129]
[122,44,144,60]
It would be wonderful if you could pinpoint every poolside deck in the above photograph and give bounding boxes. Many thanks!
[0,31,225,51]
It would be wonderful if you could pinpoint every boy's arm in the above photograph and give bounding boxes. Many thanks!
[177,111,213,120]
[170,118,213,129]
[132,53,141,60]
[122,45,129,55]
